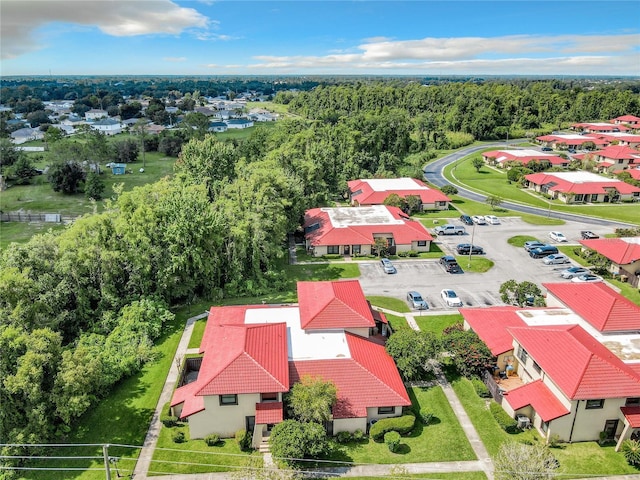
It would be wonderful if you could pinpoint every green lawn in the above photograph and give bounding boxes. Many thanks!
[456,255,494,273]
[385,312,411,332]
[322,386,476,465]
[415,314,463,336]
[347,475,487,480]
[508,235,539,247]
[0,221,67,250]
[212,121,278,141]
[450,196,565,225]
[367,295,411,313]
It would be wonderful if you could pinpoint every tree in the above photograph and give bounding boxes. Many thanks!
[472,157,485,172]
[405,194,422,214]
[26,110,50,127]
[440,184,458,196]
[385,330,440,380]
[0,138,24,169]
[286,375,337,424]
[383,193,406,209]
[441,325,495,377]
[84,172,105,200]
[182,112,209,138]
[373,237,389,257]
[486,194,503,210]
[158,135,184,157]
[269,420,328,463]
[44,125,65,147]
[499,280,545,307]
[47,160,86,194]
[113,138,139,164]
[493,442,558,480]
[7,155,38,185]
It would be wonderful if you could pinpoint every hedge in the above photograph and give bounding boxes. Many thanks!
[384,431,401,452]
[489,401,518,433]
[471,377,491,398]
[370,414,416,441]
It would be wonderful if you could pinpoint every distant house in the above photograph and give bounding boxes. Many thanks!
[90,118,123,135]
[590,133,640,148]
[213,110,232,120]
[482,149,569,169]
[10,127,43,144]
[579,237,640,288]
[225,118,253,129]
[85,109,108,121]
[588,145,640,173]
[194,106,216,117]
[612,115,640,128]
[110,163,127,175]
[144,124,166,135]
[536,134,609,150]
[570,122,629,134]
[248,109,278,122]
[524,171,640,203]
[304,205,433,257]
[60,115,85,126]
[208,121,228,133]
[347,177,451,211]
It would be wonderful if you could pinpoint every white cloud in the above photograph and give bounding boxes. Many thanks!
[163,57,187,62]
[1,0,209,59]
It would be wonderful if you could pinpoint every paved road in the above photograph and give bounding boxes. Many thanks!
[423,142,637,228]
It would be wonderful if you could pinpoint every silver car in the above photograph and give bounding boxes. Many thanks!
[380,258,396,274]
[560,266,590,279]
[407,291,428,310]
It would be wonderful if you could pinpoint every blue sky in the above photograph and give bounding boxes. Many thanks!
[1,0,639,76]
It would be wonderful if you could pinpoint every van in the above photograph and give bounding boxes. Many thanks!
[529,245,559,258]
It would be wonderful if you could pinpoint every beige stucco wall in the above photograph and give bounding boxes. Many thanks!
[308,244,374,257]
[566,398,627,442]
[188,393,261,439]
[344,327,370,338]
[366,405,403,422]
[410,240,431,252]
[334,417,367,434]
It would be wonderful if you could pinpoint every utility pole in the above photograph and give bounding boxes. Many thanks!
[468,221,476,269]
[102,444,111,480]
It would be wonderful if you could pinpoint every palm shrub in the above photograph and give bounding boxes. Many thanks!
[172,431,185,443]
[621,439,640,466]
[384,431,401,452]
[204,433,220,446]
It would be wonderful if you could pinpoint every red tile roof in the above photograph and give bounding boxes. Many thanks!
[289,333,410,418]
[621,406,640,428]
[482,150,568,167]
[579,237,640,265]
[613,115,640,123]
[460,307,526,355]
[525,172,640,195]
[614,169,640,180]
[535,135,609,146]
[298,280,376,330]
[593,145,640,161]
[304,206,433,248]
[504,380,570,422]
[572,122,630,132]
[255,402,284,424]
[347,178,450,206]
[543,282,640,332]
[508,325,640,400]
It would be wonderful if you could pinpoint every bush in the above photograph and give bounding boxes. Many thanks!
[322,254,342,260]
[335,431,352,444]
[370,414,416,441]
[235,429,252,451]
[352,429,365,441]
[420,411,434,426]
[489,402,518,433]
[621,439,640,466]
[204,433,220,446]
[161,415,178,428]
[172,430,185,443]
[384,431,401,452]
[471,377,491,398]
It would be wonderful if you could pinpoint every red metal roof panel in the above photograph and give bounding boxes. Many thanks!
[504,380,570,422]
[255,402,284,424]
[460,307,527,355]
[579,237,640,265]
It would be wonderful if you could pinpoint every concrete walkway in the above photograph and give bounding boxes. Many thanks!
[133,310,210,479]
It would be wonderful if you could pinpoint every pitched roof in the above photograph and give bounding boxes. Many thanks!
[613,115,640,123]
[525,172,640,195]
[255,402,283,424]
[572,122,629,132]
[615,169,640,180]
[543,282,640,332]
[289,333,410,418]
[347,178,450,205]
[504,380,570,422]
[593,145,640,161]
[508,325,640,400]
[482,150,568,167]
[579,237,640,265]
[304,205,433,248]
[297,280,375,330]
[460,307,526,355]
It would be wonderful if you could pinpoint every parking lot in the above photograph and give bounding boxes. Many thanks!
[357,216,616,312]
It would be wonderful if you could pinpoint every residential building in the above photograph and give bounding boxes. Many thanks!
[590,133,640,148]
[612,115,640,128]
[171,280,409,444]
[586,145,640,173]
[482,149,569,169]
[462,282,640,449]
[348,178,451,211]
[536,134,609,150]
[579,237,640,288]
[85,108,108,120]
[10,127,43,144]
[570,122,630,134]
[225,118,254,129]
[90,118,123,135]
[208,121,228,133]
[304,205,433,257]
[524,171,640,203]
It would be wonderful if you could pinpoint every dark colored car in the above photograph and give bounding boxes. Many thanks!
[440,255,462,273]
[529,245,559,258]
[524,240,546,252]
[541,147,553,151]
[456,243,484,255]
[581,231,599,240]
[459,214,474,226]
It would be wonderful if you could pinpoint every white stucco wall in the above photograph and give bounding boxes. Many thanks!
[334,417,367,434]
[188,393,261,439]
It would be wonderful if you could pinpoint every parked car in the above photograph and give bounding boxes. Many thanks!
[456,243,484,255]
[581,231,599,240]
[549,231,567,242]
[472,215,486,225]
[484,215,500,225]
[524,240,546,252]
[541,147,553,151]
[440,255,462,273]
[441,289,463,307]
[568,148,577,154]
[543,254,570,265]
[380,258,396,274]
[434,224,466,235]
[561,266,590,279]
[459,214,474,225]
[529,245,559,258]
[571,273,604,283]
[407,291,429,310]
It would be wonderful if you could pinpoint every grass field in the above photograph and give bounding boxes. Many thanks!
[367,295,411,313]
[415,313,463,336]
[449,197,565,226]
[0,221,67,249]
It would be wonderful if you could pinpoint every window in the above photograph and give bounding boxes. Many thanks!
[586,399,604,409]
[378,406,395,415]
[352,245,361,254]
[541,421,549,433]
[517,346,528,364]
[590,194,598,202]
[626,398,640,407]
[261,392,278,402]
[417,240,427,247]
[327,245,339,254]
[574,194,584,202]
[220,394,238,406]
[532,361,541,374]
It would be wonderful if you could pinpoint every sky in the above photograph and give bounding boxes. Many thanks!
[1,0,639,77]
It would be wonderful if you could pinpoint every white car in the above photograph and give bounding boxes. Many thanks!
[471,215,486,225]
[571,274,603,283]
[549,231,567,242]
[484,215,500,225]
[543,254,570,265]
[441,289,463,307]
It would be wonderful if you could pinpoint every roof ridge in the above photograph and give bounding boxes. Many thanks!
[349,355,407,402]
[243,351,288,391]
